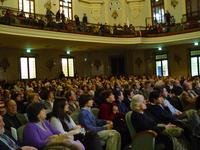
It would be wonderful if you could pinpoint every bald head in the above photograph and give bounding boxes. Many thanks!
[5,100,17,116]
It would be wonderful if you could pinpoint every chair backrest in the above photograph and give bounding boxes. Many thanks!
[125,111,136,140]
[125,111,158,150]
[17,125,26,145]
[91,107,100,118]
[71,111,80,124]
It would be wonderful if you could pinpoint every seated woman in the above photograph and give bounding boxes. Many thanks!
[130,94,174,150]
[50,97,102,150]
[23,102,84,150]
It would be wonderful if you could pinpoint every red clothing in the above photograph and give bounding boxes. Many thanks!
[98,101,116,121]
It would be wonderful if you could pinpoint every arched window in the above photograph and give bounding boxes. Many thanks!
[60,0,72,20]
[186,0,200,21]
[151,0,165,24]
[18,0,35,16]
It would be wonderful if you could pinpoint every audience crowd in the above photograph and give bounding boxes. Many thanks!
[0,75,200,149]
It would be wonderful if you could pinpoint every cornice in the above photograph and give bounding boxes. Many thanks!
[79,0,104,4]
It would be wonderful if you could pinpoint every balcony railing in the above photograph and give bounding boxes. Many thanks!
[0,6,200,38]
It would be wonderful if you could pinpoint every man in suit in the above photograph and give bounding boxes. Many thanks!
[0,115,37,150]
[3,99,27,131]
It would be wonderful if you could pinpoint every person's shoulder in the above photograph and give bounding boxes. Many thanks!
[3,113,10,119]
[16,113,26,117]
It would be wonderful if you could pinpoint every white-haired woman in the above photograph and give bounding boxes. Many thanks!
[130,94,174,150]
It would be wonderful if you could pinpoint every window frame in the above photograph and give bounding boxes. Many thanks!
[59,0,73,20]
[61,57,75,77]
[20,56,37,80]
[190,49,200,76]
[18,0,35,15]
[155,53,169,77]
[151,0,165,25]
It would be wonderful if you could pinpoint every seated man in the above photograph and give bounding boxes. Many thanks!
[3,99,27,130]
[78,94,121,150]
[0,115,37,150]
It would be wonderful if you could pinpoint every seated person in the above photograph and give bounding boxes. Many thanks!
[180,81,198,110]
[0,115,37,150]
[98,90,116,121]
[130,94,174,150]
[78,94,121,150]
[42,90,55,113]
[23,102,84,150]
[50,97,102,150]
[147,90,178,124]
[161,87,182,116]
[3,99,27,130]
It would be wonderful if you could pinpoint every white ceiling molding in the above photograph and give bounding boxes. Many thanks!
[126,0,145,3]
[0,24,200,45]
[79,0,104,4]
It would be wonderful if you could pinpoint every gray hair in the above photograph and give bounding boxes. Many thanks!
[130,94,145,111]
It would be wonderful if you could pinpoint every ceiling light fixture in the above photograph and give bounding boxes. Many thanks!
[66,50,71,55]
[26,48,31,53]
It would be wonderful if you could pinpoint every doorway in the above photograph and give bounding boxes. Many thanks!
[110,56,125,76]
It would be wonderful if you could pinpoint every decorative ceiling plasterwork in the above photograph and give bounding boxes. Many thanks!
[79,0,104,4]
[91,8,101,21]
[80,3,101,21]
[128,1,144,18]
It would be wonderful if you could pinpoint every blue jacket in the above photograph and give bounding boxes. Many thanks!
[78,108,107,132]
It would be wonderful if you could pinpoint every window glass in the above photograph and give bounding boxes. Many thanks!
[62,58,68,77]
[68,58,74,77]
[60,0,72,20]
[61,58,74,77]
[18,0,34,14]
[156,61,162,76]
[162,60,168,76]
[151,0,164,24]
[155,54,168,77]
[20,57,36,79]
[20,57,28,79]
[29,58,36,79]
[191,57,198,76]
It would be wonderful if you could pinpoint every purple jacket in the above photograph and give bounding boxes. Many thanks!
[23,120,61,148]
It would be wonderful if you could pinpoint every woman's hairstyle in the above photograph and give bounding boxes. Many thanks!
[149,90,161,103]
[27,102,45,122]
[130,94,144,111]
[52,97,70,131]
[52,97,70,122]
[114,90,123,100]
